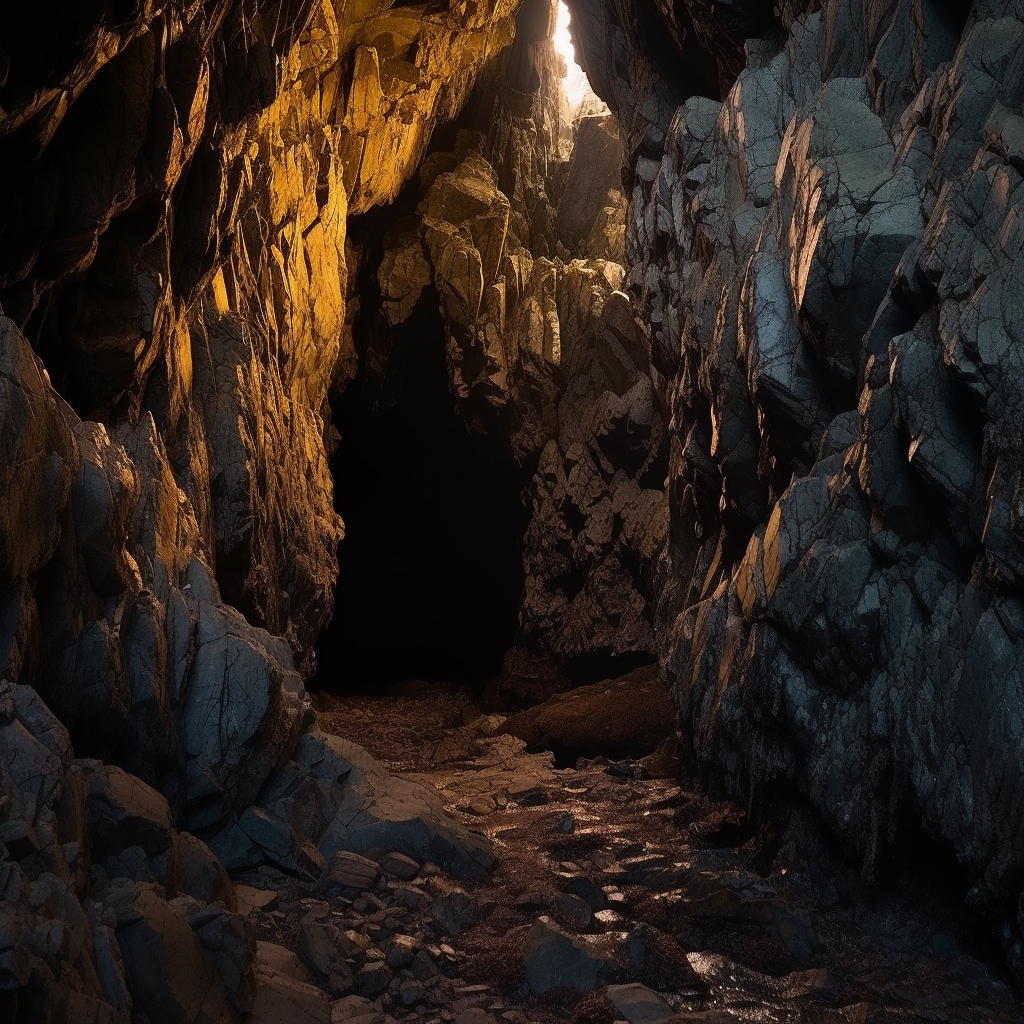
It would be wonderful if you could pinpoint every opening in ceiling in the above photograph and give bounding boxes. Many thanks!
[553,1,591,111]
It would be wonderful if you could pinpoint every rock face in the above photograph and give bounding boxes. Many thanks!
[0,1,518,1015]
[0,0,524,683]
[565,0,1024,961]
[6,0,1024,1009]
[375,16,667,679]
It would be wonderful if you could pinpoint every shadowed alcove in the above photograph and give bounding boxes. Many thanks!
[312,246,529,694]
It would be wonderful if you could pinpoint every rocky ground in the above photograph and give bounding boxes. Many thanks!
[227,686,1024,1024]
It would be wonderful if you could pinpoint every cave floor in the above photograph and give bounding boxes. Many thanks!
[237,690,1021,1023]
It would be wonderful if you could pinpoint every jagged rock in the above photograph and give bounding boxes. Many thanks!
[190,906,258,1013]
[374,851,420,881]
[251,941,331,1024]
[296,918,344,983]
[354,961,392,997]
[323,851,381,894]
[112,884,237,1024]
[374,74,667,678]
[429,891,496,938]
[555,114,626,260]
[330,994,384,1024]
[299,734,495,882]
[521,916,621,994]
[182,600,312,831]
[564,0,1024,957]
[0,318,77,589]
[4,0,1024,1009]
[82,762,176,884]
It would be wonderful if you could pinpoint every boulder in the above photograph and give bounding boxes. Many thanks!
[498,665,671,763]
[298,734,495,881]
[522,917,621,994]
[430,891,496,937]
[322,851,381,894]
[112,885,236,1024]
[605,983,674,1024]
[251,942,331,1024]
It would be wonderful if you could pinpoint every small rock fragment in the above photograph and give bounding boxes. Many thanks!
[356,960,393,997]
[378,851,421,880]
[430,891,495,937]
[605,983,674,1024]
[522,916,619,994]
[324,851,382,894]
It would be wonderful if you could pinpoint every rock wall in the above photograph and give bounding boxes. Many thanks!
[567,0,1024,958]
[0,1,519,1016]
[373,5,668,686]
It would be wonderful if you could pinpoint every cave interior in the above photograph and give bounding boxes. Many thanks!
[2,0,1024,1020]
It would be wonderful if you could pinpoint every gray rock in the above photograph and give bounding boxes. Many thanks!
[114,884,236,1024]
[83,762,176,885]
[552,892,593,931]
[355,960,393,997]
[191,906,258,1012]
[182,601,311,831]
[299,734,495,881]
[296,917,343,982]
[252,941,331,1024]
[376,851,421,881]
[561,876,608,911]
[330,994,384,1024]
[429,891,495,937]
[324,851,382,894]
[605,983,674,1024]
[522,916,620,994]
[385,934,418,969]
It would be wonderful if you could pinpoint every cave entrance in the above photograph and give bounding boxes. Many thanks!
[553,1,591,110]
[312,228,528,696]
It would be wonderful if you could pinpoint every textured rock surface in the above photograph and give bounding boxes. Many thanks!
[563,0,1024,964]
[498,664,673,763]
[0,2,520,1016]
[0,0,525,683]
[7,0,1024,1010]
[375,22,666,679]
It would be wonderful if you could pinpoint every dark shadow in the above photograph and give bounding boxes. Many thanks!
[312,243,528,694]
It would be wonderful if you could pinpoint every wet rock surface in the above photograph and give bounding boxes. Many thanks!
[216,694,1022,1024]
[558,0,1024,961]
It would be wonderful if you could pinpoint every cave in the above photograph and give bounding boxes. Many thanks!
[314,268,528,693]
[2,0,1024,1021]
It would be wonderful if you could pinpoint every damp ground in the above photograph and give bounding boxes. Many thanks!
[236,687,1023,1024]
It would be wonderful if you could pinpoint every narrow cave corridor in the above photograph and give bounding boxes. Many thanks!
[313,280,528,693]
[3,0,1024,1021]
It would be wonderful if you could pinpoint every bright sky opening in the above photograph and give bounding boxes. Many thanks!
[553,1,591,111]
